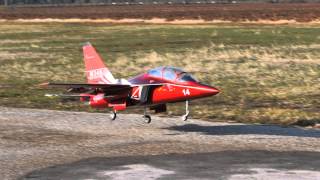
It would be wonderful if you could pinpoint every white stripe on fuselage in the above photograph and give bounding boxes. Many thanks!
[131,83,216,92]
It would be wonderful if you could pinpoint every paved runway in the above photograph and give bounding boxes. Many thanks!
[0,107,319,180]
[23,151,320,180]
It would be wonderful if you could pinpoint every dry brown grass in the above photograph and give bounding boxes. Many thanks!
[0,22,319,125]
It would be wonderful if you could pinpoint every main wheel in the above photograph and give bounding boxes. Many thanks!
[110,112,117,121]
[143,115,151,124]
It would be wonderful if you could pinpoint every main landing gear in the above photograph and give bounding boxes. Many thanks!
[110,110,117,121]
[109,102,189,123]
[143,106,152,124]
[182,101,189,121]
[109,108,151,124]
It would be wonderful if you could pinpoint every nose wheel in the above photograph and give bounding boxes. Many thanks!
[110,111,117,121]
[182,112,189,121]
[182,101,190,121]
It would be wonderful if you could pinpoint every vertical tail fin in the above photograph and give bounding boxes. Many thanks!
[83,43,116,84]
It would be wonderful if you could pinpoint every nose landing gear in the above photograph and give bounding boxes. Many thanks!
[182,101,189,121]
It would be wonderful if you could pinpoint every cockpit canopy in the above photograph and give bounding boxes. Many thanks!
[147,66,198,83]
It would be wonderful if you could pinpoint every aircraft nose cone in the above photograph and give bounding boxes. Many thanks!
[200,85,220,96]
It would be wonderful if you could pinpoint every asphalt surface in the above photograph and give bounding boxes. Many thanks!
[23,151,320,180]
[0,107,319,180]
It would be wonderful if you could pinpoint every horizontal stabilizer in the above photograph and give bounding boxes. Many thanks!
[45,94,90,98]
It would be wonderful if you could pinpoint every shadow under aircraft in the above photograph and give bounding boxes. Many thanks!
[164,124,320,138]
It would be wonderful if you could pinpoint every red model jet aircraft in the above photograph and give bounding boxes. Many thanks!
[42,43,219,123]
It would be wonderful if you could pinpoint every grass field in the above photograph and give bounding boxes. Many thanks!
[0,22,319,125]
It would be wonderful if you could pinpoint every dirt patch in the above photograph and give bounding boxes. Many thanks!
[7,18,320,25]
[1,3,320,23]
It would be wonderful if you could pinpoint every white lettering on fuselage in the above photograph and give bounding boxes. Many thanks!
[182,89,190,96]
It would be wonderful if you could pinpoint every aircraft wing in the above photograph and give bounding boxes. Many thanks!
[41,83,164,89]
[45,93,123,100]
[40,82,131,94]
[40,82,166,97]
[40,82,130,89]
